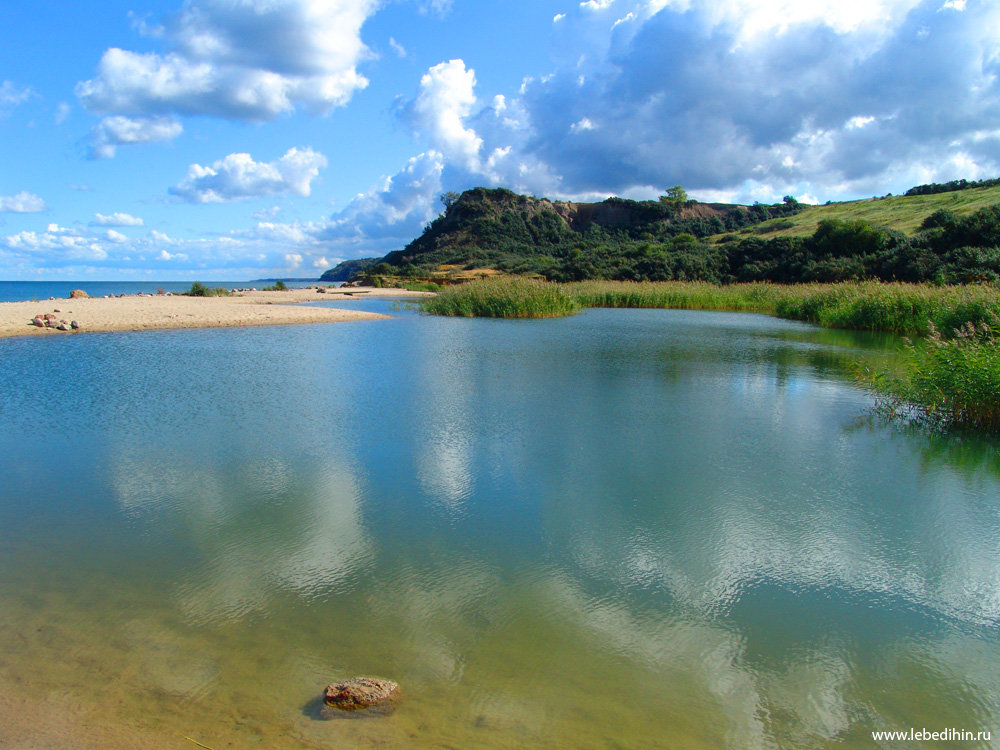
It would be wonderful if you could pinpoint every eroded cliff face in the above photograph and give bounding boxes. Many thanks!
[440,187,741,233]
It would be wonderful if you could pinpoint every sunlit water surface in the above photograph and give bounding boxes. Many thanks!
[1,301,999,748]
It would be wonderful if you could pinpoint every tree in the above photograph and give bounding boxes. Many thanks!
[660,185,688,204]
[440,191,461,211]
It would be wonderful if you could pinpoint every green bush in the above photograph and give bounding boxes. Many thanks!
[187,282,231,297]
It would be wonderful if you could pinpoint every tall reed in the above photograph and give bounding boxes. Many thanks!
[421,276,581,318]
[862,323,1000,432]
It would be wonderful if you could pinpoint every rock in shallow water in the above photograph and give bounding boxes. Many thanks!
[324,677,399,711]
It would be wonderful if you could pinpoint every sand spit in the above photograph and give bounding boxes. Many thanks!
[0,287,432,339]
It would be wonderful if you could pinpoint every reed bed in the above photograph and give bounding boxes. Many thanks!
[863,323,1000,432]
[421,276,581,318]
[564,280,1000,336]
[422,277,1000,431]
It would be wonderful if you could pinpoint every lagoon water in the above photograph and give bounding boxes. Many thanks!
[1,299,999,748]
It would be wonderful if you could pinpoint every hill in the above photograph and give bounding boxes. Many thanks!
[729,182,1000,240]
[329,181,1000,286]
[357,187,800,282]
[319,257,379,282]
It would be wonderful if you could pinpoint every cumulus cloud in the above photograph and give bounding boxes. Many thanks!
[76,0,377,124]
[319,151,445,244]
[170,147,328,203]
[404,60,483,170]
[0,192,48,213]
[392,0,1000,204]
[93,212,144,226]
[90,115,183,158]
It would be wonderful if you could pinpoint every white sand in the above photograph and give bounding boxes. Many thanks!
[0,287,432,338]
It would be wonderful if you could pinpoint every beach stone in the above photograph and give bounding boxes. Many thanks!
[323,677,399,711]
[32,316,45,327]
[71,320,80,329]
[70,289,88,298]
[57,322,71,331]
[43,313,60,327]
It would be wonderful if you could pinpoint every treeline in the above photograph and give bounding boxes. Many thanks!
[905,177,1000,197]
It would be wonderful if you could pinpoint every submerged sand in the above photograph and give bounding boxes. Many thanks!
[0,287,432,338]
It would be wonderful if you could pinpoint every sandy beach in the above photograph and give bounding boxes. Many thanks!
[0,287,432,338]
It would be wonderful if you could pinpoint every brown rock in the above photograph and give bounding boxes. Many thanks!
[70,289,89,298]
[32,316,45,327]
[323,677,399,711]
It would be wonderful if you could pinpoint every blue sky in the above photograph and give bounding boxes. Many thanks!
[1,0,997,280]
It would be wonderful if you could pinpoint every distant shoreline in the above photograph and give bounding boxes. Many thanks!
[0,286,433,339]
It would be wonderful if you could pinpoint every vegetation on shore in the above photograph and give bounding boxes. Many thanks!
[421,277,1000,432]
[425,278,1000,335]
[862,323,1000,433]
[422,276,580,318]
[186,281,231,297]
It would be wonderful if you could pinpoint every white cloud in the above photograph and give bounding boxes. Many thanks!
[321,151,445,242]
[170,147,328,203]
[0,81,32,116]
[398,0,1000,202]
[406,60,483,170]
[55,102,72,125]
[0,192,48,213]
[76,0,377,124]
[94,212,145,227]
[90,115,183,158]
[389,37,407,58]
[417,0,453,15]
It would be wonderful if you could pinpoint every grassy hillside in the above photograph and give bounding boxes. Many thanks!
[731,183,1000,240]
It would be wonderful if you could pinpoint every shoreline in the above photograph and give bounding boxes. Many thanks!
[0,287,433,339]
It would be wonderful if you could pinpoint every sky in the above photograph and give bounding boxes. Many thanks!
[0,0,998,280]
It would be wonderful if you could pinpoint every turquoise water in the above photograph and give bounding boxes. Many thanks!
[1,302,998,748]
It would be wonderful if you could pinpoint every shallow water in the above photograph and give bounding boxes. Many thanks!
[1,303,998,748]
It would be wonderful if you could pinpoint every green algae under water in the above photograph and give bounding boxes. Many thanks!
[1,302,999,748]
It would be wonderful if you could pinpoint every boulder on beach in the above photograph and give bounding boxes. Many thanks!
[70,289,89,298]
[323,677,399,711]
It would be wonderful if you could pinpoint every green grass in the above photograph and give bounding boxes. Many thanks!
[421,276,581,318]
[719,183,1000,240]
